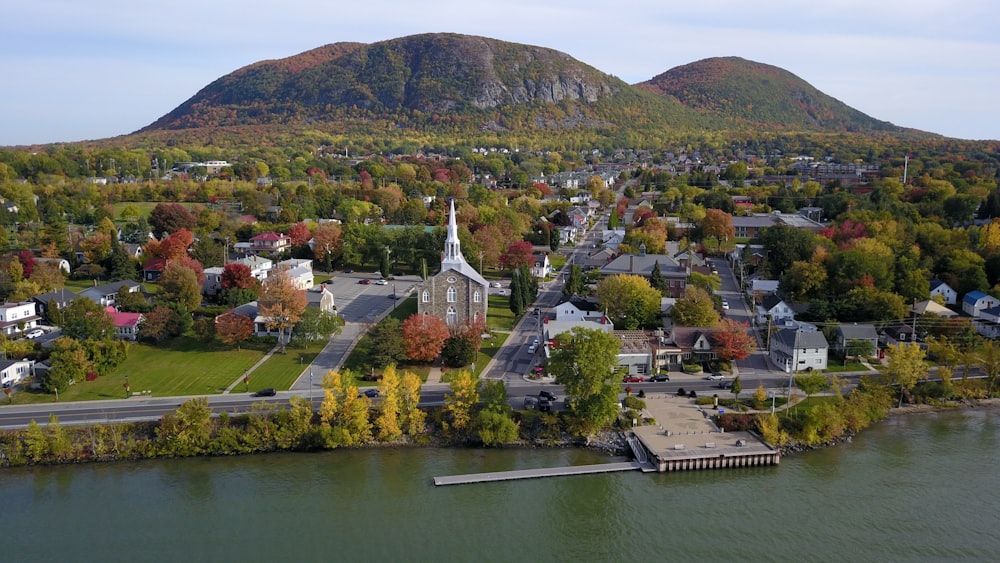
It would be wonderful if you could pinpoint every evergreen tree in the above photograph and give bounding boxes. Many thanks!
[509,268,525,316]
[649,260,667,295]
[107,237,136,281]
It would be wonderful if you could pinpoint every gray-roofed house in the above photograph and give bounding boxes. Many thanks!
[31,288,78,319]
[417,199,489,327]
[756,295,795,325]
[305,285,336,314]
[79,280,142,308]
[833,323,879,359]
[928,279,957,305]
[769,328,828,373]
[600,247,691,298]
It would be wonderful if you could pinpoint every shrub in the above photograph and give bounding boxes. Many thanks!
[676,388,686,396]
[622,396,646,410]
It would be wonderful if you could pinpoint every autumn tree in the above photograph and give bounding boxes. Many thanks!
[79,232,113,264]
[258,270,307,353]
[220,262,260,307]
[318,370,373,447]
[401,313,449,363]
[138,305,181,343]
[794,372,830,399]
[216,313,254,350]
[399,370,426,436]
[700,208,735,252]
[375,365,403,441]
[596,274,661,329]
[148,228,195,261]
[548,326,622,436]
[712,319,756,361]
[149,203,196,238]
[670,286,721,327]
[157,262,201,312]
[500,240,535,270]
[312,222,343,271]
[442,370,481,441]
[884,342,930,407]
[288,222,311,248]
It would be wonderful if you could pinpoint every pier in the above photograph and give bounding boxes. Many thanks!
[433,461,641,486]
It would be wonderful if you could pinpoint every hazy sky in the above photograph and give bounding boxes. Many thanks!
[2,0,998,146]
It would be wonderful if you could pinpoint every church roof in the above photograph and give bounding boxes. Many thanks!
[440,199,488,287]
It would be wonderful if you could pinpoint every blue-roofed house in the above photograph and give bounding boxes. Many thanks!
[962,291,998,318]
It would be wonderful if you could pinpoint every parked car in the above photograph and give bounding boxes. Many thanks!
[718,381,734,389]
[253,388,276,397]
[374,279,388,285]
[539,390,558,401]
[359,388,380,398]
[342,269,353,273]
[538,398,552,412]
[721,300,730,310]
[24,329,44,339]
[491,282,502,288]
[706,373,725,381]
[358,279,371,285]
[322,279,334,284]
[622,375,643,383]
[648,374,670,382]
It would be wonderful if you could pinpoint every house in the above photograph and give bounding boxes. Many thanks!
[0,301,42,337]
[0,358,35,388]
[105,307,143,341]
[881,323,920,347]
[79,280,142,308]
[234,255,273,282]
[31,288,77,320]
[222,302,272,337]
[248,231,291,255]
[769,328,828,373]
[122,243,145,260]
[911,299,959,318]
[601,229,626,251]
[554,295,603,322]
[962,290,998,318]
[274,259,314,290]
[749,279,780,299]
[34,257,71,274]
[203,266,225,296]
[305,285,336,313]
[531,252,551,278]
[756,295,795,326]
[833,323,879,358]
[600,250,691,298]
[142,257,168,282]
[928,279,957,305]
[615,330,655,376]
[582,248,616,270]
[664,326,718,370]
[558,225,578,245]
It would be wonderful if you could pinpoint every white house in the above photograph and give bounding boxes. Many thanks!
[531,252,551,278]
[79,280,142,308]
[203,266,225,296]
[929,279,958,305]
[554,295,603,322]
[0,358,35,388]
[962,291,998,318]
[234,255,273,282]
[770,328,828,373]
[756,295,795,326]
[0,301,42,337]
[274,258,314,290]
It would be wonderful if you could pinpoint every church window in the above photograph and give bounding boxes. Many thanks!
[446,307,457,325]
[447,287,457,303]
[422,290,430,303]
[473,290,481,303]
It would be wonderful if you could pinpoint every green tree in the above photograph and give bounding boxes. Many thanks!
[158,263,201,312]
[730,376,742,403]
[794,372,830,399]
[885,342,929,407]
[563,264,584,296]
[367,317,408,368]
[476,409,520,446]
[596,274,661,329]
[670,286,721,327]
[293,308,343,343]
[441,335,476,368]
[46,337,91,393]
[845,339,875,360]
[548,326,621,436]
[61,299,115,341]
[648,261,668,295]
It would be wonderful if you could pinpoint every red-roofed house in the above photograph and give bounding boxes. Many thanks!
[142,257,168,282]
[249,231,291,254]
[105,307,143,341]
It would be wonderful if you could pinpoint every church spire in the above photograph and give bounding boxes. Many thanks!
[443,198,461,263]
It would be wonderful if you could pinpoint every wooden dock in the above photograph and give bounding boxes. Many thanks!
[433,461,641,486]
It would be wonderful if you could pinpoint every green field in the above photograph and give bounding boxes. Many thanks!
[109,201,199,220]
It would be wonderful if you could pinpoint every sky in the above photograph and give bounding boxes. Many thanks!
[2,0,999,146]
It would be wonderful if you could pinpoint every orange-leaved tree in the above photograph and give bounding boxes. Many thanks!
[258,270,307,353]
[401,313,449,363]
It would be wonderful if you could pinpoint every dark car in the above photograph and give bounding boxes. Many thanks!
[343,269,353,273]
[358,279,371,285]
[359,388,380,398]
[322,279,334,284]
[254,388,276,397]
[648,374,670,382]
[539,390,558,401]
[538,398,552,412]
[718,381,734,389]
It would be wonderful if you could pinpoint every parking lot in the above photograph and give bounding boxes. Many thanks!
[319,272,420,323]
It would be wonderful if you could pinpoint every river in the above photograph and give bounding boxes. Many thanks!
[3,408,997,562]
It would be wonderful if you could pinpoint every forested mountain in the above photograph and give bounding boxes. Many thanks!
[136,33,922,146]
[636,56,918,135]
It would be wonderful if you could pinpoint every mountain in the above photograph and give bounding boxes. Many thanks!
[635,56,905,133]
[138,34,920,143]
[140,33,702,136]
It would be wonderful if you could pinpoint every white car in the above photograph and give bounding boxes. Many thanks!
[374,279,388,285]
[721,300,730,310]
[25,329,44,339]
[706,373,725,381]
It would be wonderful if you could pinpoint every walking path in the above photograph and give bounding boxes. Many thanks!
[223,344,282,394]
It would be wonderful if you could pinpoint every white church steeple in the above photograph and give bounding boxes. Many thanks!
[442,198,462,265]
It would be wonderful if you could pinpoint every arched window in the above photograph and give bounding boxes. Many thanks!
[422,290,430,303]
[447,286,457,303]
[473,290,481,303]
[446,306,457,325]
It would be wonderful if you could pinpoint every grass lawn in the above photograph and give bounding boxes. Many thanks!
[236,341,326,394]
[549,254,568,270]
[109,202,199,219]
[487,295,516,332]
[825,359,871,372]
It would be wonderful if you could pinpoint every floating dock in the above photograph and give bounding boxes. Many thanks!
[433,461,641,486]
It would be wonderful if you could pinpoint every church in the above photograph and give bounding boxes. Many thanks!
[417,199,489,326]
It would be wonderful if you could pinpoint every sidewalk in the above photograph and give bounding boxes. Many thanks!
[223,344,282,394]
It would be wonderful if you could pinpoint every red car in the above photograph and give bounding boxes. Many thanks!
[622,375,643,383]
[358,279,371,285]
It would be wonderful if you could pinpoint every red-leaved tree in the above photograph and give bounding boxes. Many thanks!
[288,222,311,247]
[401,314,449,363]
[712,319,756,361]
[216,313,255,350]
[500,240,535,270]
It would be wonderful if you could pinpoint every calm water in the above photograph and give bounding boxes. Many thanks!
[4,409,998,562]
